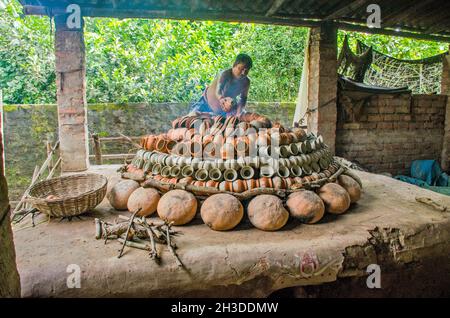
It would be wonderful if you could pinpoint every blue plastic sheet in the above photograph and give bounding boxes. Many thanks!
[394,160,450,196]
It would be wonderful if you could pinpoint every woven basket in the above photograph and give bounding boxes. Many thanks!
[26,173,108,217]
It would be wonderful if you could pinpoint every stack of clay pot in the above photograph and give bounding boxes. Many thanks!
[129,112,336,192]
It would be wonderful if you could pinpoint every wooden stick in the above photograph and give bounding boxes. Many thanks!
[95,218,102,239]
[142,177,335,200]
[121,171,145,182]
[117,208,141,258]
[92,134,103,165]
[140,217,159,260]
[118,132,142,149]
[12,140,60,215]
[117,238,151,251]
[47,157,61,180]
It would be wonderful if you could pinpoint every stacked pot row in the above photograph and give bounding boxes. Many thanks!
[141,125,310,157]
[148,161,340,192]
[130,146,333,181]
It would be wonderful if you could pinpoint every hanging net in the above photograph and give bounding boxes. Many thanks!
[338,35,447,94]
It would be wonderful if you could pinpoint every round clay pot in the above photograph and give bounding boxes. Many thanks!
[317,183,351,214]
[157,190,198,225]
[286,191,325,224]
[200,194,243,231]
[107,180,140,210]
[247,195,289,231]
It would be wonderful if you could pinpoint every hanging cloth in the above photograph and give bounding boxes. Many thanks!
[293,29,310,127]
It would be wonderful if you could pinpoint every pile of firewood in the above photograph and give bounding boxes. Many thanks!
[95,209,183,267]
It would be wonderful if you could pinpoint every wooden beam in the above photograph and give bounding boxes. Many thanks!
[20,4,450,42]
[336,21,450,43]
[323,0,368,21]
[265,0,286,17]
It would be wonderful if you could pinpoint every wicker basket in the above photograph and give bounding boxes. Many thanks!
[26,173,108,217]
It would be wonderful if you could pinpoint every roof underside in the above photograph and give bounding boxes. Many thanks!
[18,0,450,42]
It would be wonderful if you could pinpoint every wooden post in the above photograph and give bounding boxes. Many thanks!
[55,14,89,172]
[306,22,338,155]
[92,134,103,165]
[0,89,21,297]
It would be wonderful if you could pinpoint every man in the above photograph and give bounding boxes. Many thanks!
[189,53,252,116]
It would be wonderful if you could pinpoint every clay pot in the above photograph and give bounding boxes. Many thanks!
[246,179,259,190]
[260,165,275,178]
[209,168,223,181]
[286,191,325,224]
[240,166,255,180]
[181,165,194,177]
[185,128,195,140]
[178,177,193,184]
[232,179,246,193]
[170,166,181,178]
[293,176,303,185]
[206,180,219,189]
[200,194,243,231]
[257,133,271,147]
[285,177,294,189]
[168,178,178,185]
[258,146,271,157]
[161,166,171,178]
[279,133,290,145]
[153,174,163,181]
[145,135,157,151]
[272,176,286,190]
[151,163,162,175]
[221,143,235,160]
[247,195,289,231]
[223,169,238,182]
[235,136,249,155]
[318,183,351,214]
[157,190,198,225]
[259,177,273,188]
[193,180,205,187]
[194,168,209,181]
[155,135,168,152]
[219,181,233,192]
[277,166,290,178]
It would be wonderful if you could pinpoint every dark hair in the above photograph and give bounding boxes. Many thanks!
[234,53,253,69]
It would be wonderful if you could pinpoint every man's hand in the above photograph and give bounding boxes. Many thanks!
[220,97,234,112]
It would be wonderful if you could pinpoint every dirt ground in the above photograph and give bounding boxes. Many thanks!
[12,165,450,297]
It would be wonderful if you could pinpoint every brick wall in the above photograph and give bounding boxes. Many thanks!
[336,92,448,175]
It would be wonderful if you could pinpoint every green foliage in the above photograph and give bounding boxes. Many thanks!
[0,0,56,103]
[338,30,448,60]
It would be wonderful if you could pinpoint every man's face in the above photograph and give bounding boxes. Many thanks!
[232,63,250,79]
